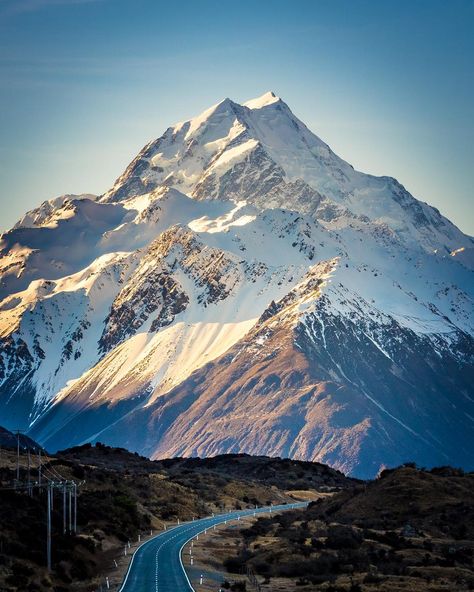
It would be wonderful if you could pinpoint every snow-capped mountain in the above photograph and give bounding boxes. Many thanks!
[1,92,472,478]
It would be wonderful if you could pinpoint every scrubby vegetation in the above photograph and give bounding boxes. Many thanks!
[222,465,474,591]
[0,442,350,591]
[5,444,471,592]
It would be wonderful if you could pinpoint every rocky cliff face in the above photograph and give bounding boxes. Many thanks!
[1,92,472,477]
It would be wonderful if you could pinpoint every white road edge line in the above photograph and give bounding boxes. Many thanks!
[179,503,307,591]
[118,525,179,592]
[118,503,307,591]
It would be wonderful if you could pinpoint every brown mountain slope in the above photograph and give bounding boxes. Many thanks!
[84,265,473,480]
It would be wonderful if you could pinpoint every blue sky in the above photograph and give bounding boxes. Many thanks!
[0,0,473,233]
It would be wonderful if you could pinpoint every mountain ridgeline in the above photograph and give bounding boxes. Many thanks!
[0,92,472,478]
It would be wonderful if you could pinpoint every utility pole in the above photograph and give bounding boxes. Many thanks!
[38,449,42,488]
[16,430,20,484]
[63,482,67,534]
[27,448,31,496]
[68,483,72,534]
[42,480,81,570]
[73,482,77,534]
[47,482,52,572]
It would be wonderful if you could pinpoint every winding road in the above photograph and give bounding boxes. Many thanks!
[118,503,307,591]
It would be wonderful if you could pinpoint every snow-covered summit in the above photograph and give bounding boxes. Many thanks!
[0,92,473,477]
[243,90,281,109]
[102,92,472,261]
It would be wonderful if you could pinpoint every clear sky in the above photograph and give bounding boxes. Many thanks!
[0,0,473,233]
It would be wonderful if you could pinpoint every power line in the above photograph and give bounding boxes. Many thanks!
[0,441,84,572]
[40,463,64,484]
[46,460,68,483]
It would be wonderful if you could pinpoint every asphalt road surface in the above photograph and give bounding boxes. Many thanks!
[118,502,307,591]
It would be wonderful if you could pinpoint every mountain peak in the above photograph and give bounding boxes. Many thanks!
[1,90,473,479]
[176,96,240,139]
[244,91,281,109]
